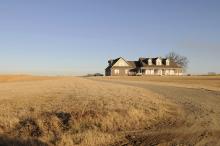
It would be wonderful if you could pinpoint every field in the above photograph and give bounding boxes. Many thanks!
[94,76,220,91]
[0,75,220,146]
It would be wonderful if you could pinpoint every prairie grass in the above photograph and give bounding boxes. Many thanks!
[0,75,177,146]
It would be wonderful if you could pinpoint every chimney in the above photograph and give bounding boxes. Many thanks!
[108,59,113,66]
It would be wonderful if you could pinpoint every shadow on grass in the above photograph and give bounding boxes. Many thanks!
[0,134,48,146]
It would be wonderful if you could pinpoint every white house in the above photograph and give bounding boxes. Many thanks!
[105,57,183,76]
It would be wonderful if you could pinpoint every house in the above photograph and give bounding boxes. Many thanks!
[105,57,183,76]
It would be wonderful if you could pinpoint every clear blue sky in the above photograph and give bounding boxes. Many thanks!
[0,0,219,75]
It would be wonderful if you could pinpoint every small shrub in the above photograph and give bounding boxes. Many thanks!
[55,112,71,130]
[15,117,42,137]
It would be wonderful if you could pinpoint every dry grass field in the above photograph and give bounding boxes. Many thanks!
[0,75,59,83]
[0,75,177,146]
[95,76,220,91]
[0,75,220,146]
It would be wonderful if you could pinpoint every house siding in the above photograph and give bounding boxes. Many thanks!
[110,68,133,76]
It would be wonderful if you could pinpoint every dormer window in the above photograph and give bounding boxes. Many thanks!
[156,58,162,66]
[148,59,152,65]
[166,59,170,66]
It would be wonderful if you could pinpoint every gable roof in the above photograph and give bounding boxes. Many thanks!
[105,57,136,70]
[112,57,129,66]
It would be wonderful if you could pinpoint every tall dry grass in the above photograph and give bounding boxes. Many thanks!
[0,76,178,146]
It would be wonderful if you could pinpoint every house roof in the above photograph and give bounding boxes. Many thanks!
[105,57,135,70]
[139,57,181,68]
[110,57,130,67]
[106,57,182,70]
[127,61,140,68]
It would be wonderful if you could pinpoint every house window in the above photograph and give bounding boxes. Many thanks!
[166,59,170,66]
[125,69,128,74]
[145,70,150,75]
[150,69,154,75]
[156,59,162,65]
[170,70,174,75]
[156,69,162,75]
[114,69,119,74]
[148,59,152,65]
[165,70,169,75]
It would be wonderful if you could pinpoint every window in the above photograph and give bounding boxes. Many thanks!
[150,69,154,75]
[145,70,151,75]
[158,70,162,75]
[166,59,170,66]
[125,69,128,74]
[156,59,162,65]
[170,70,174,75]
[114,69,119,74]
[148,59,152,65]
[165,70,169,75]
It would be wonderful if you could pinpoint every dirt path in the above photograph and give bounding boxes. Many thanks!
[90,79,220,146]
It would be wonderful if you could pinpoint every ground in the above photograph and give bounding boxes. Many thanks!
[0,75,219,146]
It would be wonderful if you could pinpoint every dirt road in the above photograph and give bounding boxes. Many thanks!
[91,78,220,146]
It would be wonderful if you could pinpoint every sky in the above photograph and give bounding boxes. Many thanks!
[0,0,220,75]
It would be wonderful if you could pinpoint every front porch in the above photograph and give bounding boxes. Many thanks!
[138,68,183,76]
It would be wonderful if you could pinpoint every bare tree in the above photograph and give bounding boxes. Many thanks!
[166,52,189,71]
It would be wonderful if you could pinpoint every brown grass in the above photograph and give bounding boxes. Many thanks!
[0,75,178,146]
[94,76,220,91]
[0,74,60,83]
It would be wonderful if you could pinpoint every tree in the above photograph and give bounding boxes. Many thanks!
[166,52,189,71]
